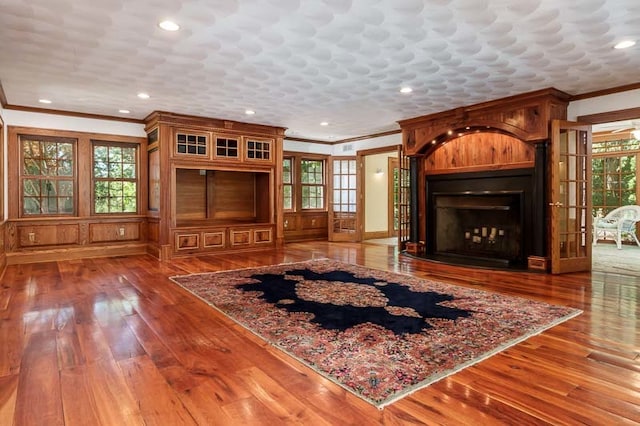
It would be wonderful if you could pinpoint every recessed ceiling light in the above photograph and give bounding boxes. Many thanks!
[137,92,150,99]
[119,109,130,114]
[158,20,180,31]
[38,99,52,104]
[614,40,636,49]
[245,109,255,115]
[320,121,329,126]
[400,87,413,94]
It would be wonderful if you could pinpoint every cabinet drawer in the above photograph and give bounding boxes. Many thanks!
[175,233,200,250]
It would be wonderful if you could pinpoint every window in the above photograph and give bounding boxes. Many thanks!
[20,135,75,216]
[283,157,293,210]
[301,159,324,209]
[592,138,638,216]
[93,142,138,214]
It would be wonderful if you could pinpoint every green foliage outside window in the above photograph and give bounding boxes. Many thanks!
[301,159,324,209]
[21,138,75,215]
[283,158,293,210]
[93,144,137,213]
[592,138,637,217]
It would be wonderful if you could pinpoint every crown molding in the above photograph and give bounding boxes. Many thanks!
[570,82,640,101]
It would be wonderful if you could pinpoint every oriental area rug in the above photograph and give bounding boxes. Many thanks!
[170,259,581,408]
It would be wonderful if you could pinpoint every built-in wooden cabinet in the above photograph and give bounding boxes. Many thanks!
[145,111,285,259]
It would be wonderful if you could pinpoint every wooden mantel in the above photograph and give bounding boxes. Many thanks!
[398,88,571,157]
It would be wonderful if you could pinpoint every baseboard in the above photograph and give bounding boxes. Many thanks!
[363,231,390,240]
[6,243,149,265]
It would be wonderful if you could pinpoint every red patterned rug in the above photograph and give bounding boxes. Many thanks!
[170,259,581,408]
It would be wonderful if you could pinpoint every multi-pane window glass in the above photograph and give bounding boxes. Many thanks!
[247,139,271,160]
[301,159,324,209]
[332,159,357,212]
[21,137,75,215]
[283,158,293,210]
[216,137,239,158]
[176,133,207,155]
[592,153,637,216]
[93,143,137,213]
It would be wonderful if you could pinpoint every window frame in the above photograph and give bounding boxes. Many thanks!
[19,134,77,217]
[300,158,325,210]
[91,140,140,215]
[283,156,294,212]
[283,153,328,212]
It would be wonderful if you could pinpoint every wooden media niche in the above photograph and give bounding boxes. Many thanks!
[145,112,285,260]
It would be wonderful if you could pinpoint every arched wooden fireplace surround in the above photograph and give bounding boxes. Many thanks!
[398,88,571,270]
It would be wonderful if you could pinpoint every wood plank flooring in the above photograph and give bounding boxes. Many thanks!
[0,241,638,425]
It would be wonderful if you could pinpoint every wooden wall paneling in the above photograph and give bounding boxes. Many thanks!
[17,224,79,247]
[76,135,91,217]
[399,88,571,156]
[175,169,207,223]
[89,222,140,243]
[211,171,256,221]
[255,172,271,223]
[274,135,284,246]
[424,133,535,174]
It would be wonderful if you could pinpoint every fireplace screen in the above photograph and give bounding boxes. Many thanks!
[434,193,523,264]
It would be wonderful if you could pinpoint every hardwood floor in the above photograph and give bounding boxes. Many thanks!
[0,241,638,425]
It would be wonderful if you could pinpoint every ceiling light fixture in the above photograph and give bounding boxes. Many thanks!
[245,109,255,115]
[159,20,180,31]
[400,87,413,94]
[38,99,52,104]
[119,109,130,114]
[320,121,329,126]
[137,92,150,99]
[614,40,636,49]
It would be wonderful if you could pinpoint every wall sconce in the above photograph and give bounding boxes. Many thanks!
[375,168,384,175]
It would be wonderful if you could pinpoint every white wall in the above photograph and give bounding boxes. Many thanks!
[364,152,396,233]
[3,109,146,137]
[283,139,333,155]
[332,132,400,156]
[568,89,640,120]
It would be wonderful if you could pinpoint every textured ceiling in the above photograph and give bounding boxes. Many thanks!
[1,0,639,141]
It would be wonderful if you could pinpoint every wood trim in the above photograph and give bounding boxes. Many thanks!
[363,230,389,240]
[570,82,640,101]
[284,136,334,145]
[357,144,401,156]
[0,80,7,108]
[424,161,535,175]
[5,243,148,264]
[285,130,401,146]
[335,129,401,144]
[145,111,286,138]
[4,104,144,124]
[577,107,640,125]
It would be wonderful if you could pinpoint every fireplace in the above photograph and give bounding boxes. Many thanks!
[434,192,523,265]
[425,169,543,269]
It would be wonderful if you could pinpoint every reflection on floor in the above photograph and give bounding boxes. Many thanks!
[592,243,640,276]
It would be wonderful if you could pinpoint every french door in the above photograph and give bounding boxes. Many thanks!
[328,157,360,242]
[550,120,592,273]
